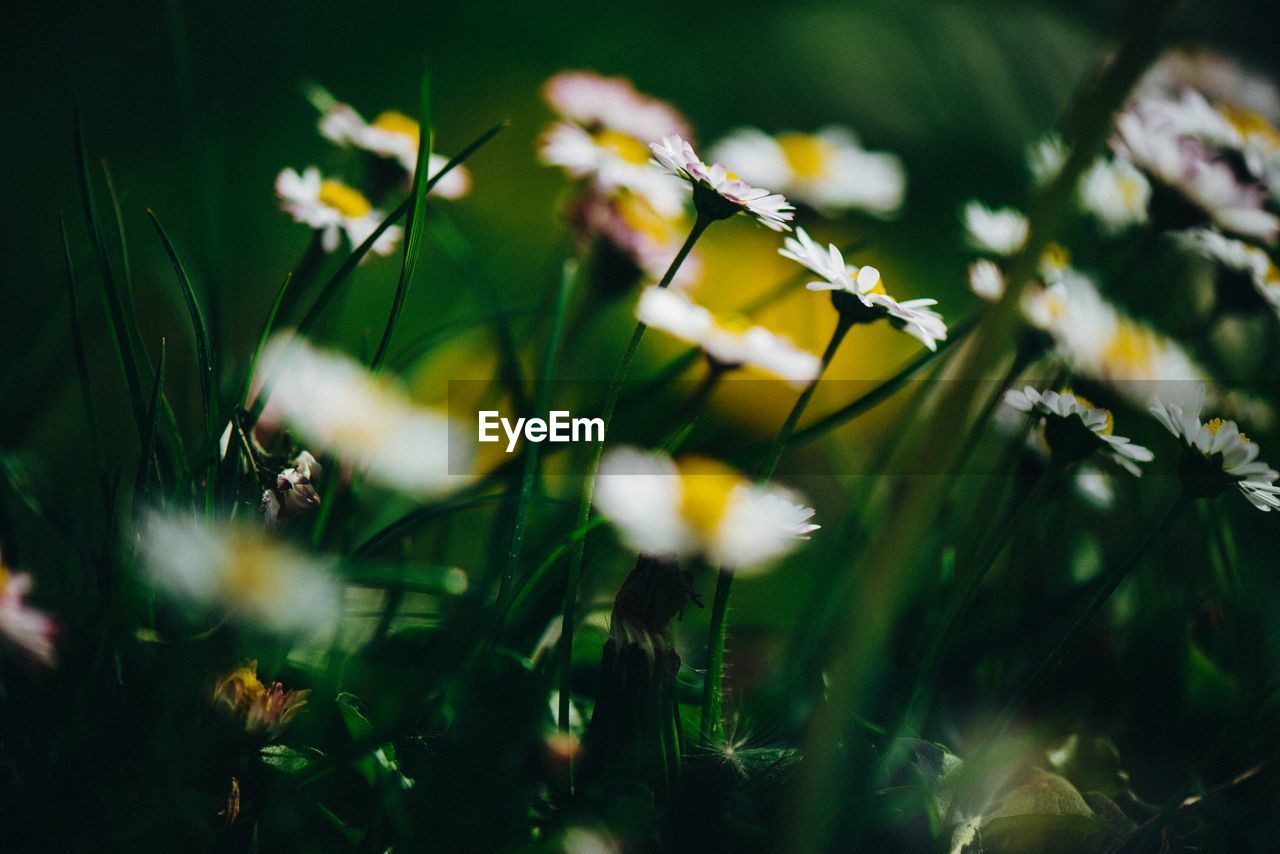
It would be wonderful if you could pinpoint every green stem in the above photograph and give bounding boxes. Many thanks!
[993,490,1191,735]
[701,314,853,742]
[557,214,711,750]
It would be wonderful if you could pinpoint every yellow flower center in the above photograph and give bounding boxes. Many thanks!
[777,132,833,179]
[617,192,678,244]
[371,110,420,141]
[593,129,652,165]
[1204,417,1249,444]
[1220,104,1280,148]
[1118,173,1145,208]
[1063,389,1113,434]
[1041,242,1071,273]
[676,457,744,539]
[1104,321,1154,373]
[318,179,373,218]
[220,539,287,607]
[215,665,266,702]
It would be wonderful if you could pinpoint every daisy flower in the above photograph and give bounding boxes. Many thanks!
[252,333,468,497]
[260,450,322,531]
[543,71,690,143]
[1114,94,1279,242]
[649,135,794,231]
[275,167,403,255]
[568,190,701,290]
[635,286,821,387]
[593,448,818,574]
[139,513,341,637]
[963,202,1028,256]
[540,71,690,216]
[1150,389,1280,510]
[1180,228,1280,320]
[779,227,947,350]
[968,258,1007,300]
[1140,49,1280,126]
[0,561,55,666]
[1019,271,1209,411]
[212,661,310,740]
[708,126,905,216]
[312,96,472,198]
[1079,156,1152,234]
[1005,386,1154,474]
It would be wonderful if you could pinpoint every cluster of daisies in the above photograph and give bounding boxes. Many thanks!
[275,85,471,256]
[956,50,1280,511]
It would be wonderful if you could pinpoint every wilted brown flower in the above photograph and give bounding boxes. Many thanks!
[212,661,310,739]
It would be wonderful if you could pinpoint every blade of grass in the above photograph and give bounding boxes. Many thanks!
[74,107,147,433]
[60,217,112,509]
[244,273,292,404]
[370,66,434,372]
[148,210,215,435]
[495,261,576,617]
[133,339,167,515]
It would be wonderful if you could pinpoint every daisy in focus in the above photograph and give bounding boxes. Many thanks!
[635,286,821,387]
[310,86,471,198]
[212,661,310,740]
[593,447,818,574]
[0,559,56,666]
[275,166,403,255]
[251,333,468,498]
[709,126,905,217]
[780,227,947,350]
[649,135,794,231]
[540,71,690,215]
[139,513,341,637]
[1150,389,1280,510]
[1005,386,1154,474]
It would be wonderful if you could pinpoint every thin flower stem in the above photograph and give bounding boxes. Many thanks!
[993,490,1192,736]
[557,214,711,752]
[702,314,854,742]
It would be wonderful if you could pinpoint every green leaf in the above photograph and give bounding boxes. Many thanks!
[260,743,323,774]
[369,65,433,372]
[341,560,469,595]
[60,217,111,508]
[335,691,374,741]
[147,209,215,436]
[974,814,1111,853]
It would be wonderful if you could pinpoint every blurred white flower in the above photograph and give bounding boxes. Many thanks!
[780,227,947,350]
[0,561,55,666]
[593,448,818,574]
[1151,389,1280,510]
[635,286,821,387]
[252,333,468,497]
[968,258,1006,301]
[310,88,471,198]
[1021,272,1208,411]
[1080,157,1152,234]
[540,71,690,215]
[542,71,690,144]
[650,135,794,231]
[568,190,701,289]
[275,167,403,255]
[1115,93,1279,242]
[1180,228,1280,320]
[709,126,905,217]
[963,202,1028,256]
[1141,49,1280,126]
[1005,386,1153,475]
[140,513,342,636]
